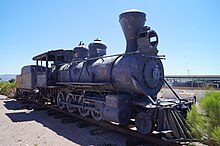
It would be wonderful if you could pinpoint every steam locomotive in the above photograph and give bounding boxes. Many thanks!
[16,10,194,139]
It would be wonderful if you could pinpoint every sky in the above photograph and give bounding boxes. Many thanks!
[0,0,220,75]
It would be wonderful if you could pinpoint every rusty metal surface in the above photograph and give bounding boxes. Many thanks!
[119,9,146,53]
[88,39,107,58]
[73,44,88,60]
[15,75,22,89]
[36,73,46,87]
[16,66,37,90]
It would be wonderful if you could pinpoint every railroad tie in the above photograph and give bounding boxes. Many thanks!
[61,118,79,124]
[77,121,92,128]
[47,110,59,116]
[125,137,150,146]
[90,128,110,136]
[54,114,69,119]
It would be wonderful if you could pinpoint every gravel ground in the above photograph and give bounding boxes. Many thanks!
[0,95,126,146]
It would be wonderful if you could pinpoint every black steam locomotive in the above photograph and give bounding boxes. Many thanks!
[16,10,194,139]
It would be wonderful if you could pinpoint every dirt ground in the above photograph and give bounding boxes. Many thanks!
[0,95,126,146]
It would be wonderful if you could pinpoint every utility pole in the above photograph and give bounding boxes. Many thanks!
[187,70,190,75]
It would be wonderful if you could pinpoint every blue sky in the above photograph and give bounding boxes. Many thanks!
[0,0,220,75]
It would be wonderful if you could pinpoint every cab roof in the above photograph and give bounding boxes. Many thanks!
[32,49,73,61]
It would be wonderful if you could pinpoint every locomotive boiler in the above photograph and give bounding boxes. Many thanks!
[16,9,194,139]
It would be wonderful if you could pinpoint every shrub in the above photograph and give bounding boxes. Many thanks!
[0,81,16,97]
[8,78,15,83]
[187,91,220,146]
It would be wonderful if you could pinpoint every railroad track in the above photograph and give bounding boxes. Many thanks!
[14,96,189,146]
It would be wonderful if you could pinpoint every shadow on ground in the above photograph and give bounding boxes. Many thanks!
[4,99,121,146]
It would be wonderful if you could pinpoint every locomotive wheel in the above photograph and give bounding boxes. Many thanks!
[91,109,103,121]
[135,112,154,134]
[57,92,66,109]
[16,89,21,97]
[66,93,78,113]
[78,96,90,117]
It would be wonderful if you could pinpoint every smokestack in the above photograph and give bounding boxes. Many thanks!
[119,9,146,53]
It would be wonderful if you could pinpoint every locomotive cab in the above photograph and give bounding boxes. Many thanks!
[32,49,74,87]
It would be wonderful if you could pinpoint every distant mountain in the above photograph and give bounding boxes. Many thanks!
[0,74,17,82]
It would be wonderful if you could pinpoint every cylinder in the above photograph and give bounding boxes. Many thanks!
[119,9,146,53]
